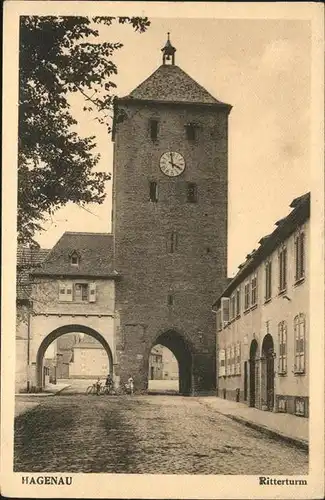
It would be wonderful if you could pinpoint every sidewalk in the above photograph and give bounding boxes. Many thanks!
[15,382,70,397]
[198,397,308,450]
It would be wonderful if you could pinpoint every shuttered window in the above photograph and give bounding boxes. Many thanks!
[294,314,306,373]
[278,321,287,374]
[295,232,305,281]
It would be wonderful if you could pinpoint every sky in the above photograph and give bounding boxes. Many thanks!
[35,17,311,276]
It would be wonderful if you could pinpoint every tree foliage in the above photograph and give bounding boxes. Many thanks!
[18,16,150,245]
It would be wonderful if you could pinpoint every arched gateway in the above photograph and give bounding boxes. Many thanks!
[150,330,192,395]
[36,325,114,388]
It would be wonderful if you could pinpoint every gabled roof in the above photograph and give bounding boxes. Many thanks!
[213,192,310,309]
[32,232,117,278]
[119,64,231,108]
[17,247,50,300]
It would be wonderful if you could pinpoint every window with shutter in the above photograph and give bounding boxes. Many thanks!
[219,349,226,377]
[235,288,241,316]
[294,313,306,373]
[244,282,250,310]
[58,282,66,301]
[236,342,241,375]
[221,297,230,325]
[251,274,258,305]
[65,282,73,302]
[278,321,287,374]
[265,260,272,301]
[89,283,97,302]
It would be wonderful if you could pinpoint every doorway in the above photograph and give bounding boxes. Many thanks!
[249,339,258,407]
[262,334,275,411]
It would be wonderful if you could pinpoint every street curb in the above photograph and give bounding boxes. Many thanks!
[15,385,71,397]
[225,414,309,451]
[196,399,308,451]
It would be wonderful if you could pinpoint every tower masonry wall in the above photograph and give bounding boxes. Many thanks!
[113,100,230,393]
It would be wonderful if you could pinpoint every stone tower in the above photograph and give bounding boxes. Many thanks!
[112,35,232,394]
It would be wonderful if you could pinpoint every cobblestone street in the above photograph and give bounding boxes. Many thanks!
[14,393,308,475]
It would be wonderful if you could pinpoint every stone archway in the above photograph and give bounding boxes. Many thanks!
[261,333,275,411]
[149,330,193,395]
[249,339,258,407]
[36,324,114,388]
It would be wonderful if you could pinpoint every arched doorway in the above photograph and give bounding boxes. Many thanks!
[249,339,258,407]
[149,330,192,395]
[261,334,275,411]
[36,325,114,389]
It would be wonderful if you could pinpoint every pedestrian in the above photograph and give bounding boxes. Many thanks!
[127,375,134,395]
[105,373,113,392]
[96,377,101,396]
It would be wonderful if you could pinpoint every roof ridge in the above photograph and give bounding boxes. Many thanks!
[63,232,113,236]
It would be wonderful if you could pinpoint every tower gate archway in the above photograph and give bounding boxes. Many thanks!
[34,324,114,389]
[148,330,193,395]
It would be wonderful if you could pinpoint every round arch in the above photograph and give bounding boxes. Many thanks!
[261,333,275,411]
[148,329,193,396]
[36,324,114,388]
[249,339,258,407]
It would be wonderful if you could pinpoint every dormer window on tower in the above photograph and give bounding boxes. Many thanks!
[161,32,176,65]
[70,251,80,267]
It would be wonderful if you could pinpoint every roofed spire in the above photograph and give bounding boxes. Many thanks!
[161,32,176,65]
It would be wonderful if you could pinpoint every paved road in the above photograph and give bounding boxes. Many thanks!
[14,393,308,475]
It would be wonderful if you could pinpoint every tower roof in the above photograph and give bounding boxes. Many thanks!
[120,64,231,108]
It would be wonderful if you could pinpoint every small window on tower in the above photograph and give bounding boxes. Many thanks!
[149,119,159,140]
[168,231,178,253]
[149,181,158,202]
[185,123,197,141]
[167,293,174,306]
[187,183,198,203]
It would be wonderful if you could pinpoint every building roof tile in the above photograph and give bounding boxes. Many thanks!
[213,192,310,308]
[32,232,117,278]
[17,247,50,300]
[119,64,231,108]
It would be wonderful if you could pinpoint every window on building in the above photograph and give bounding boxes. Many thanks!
[149,119,159,140]
[219,349,226,377]
[230,294,236,321]
[230,344,235,375]
[149,181,158,202]
[70,252,79,266]
[235,288,241,316]
[167,293,174,306]
[226,346,231,376]
[58,282,73,302]
[168,231,178,253]
[187,183,198,203]
[244,282,250,311]
[235,342,241,375]
[279,247,287,292]
[251,274,258,306]
[295,232,305,281]
[75,283,89,302]
[294,313,306,373]
[216,309,222,332]
[265,260,272,301]
[221,297,230,325]
[278,321,287,375]
[185,123,197,141]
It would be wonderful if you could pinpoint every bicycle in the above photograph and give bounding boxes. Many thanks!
[86,381,102,395]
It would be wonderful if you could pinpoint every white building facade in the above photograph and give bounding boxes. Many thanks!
[214,193,309,417]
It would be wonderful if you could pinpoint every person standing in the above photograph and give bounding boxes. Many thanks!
[127,375,134,395]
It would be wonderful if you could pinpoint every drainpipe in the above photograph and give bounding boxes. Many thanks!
[26,300,32,391]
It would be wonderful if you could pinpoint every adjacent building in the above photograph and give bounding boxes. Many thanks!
[213,193,309,417]
[69,335,109,379]
[149,346,163,380]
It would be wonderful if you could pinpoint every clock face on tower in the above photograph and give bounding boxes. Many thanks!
[160,151,185,177]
